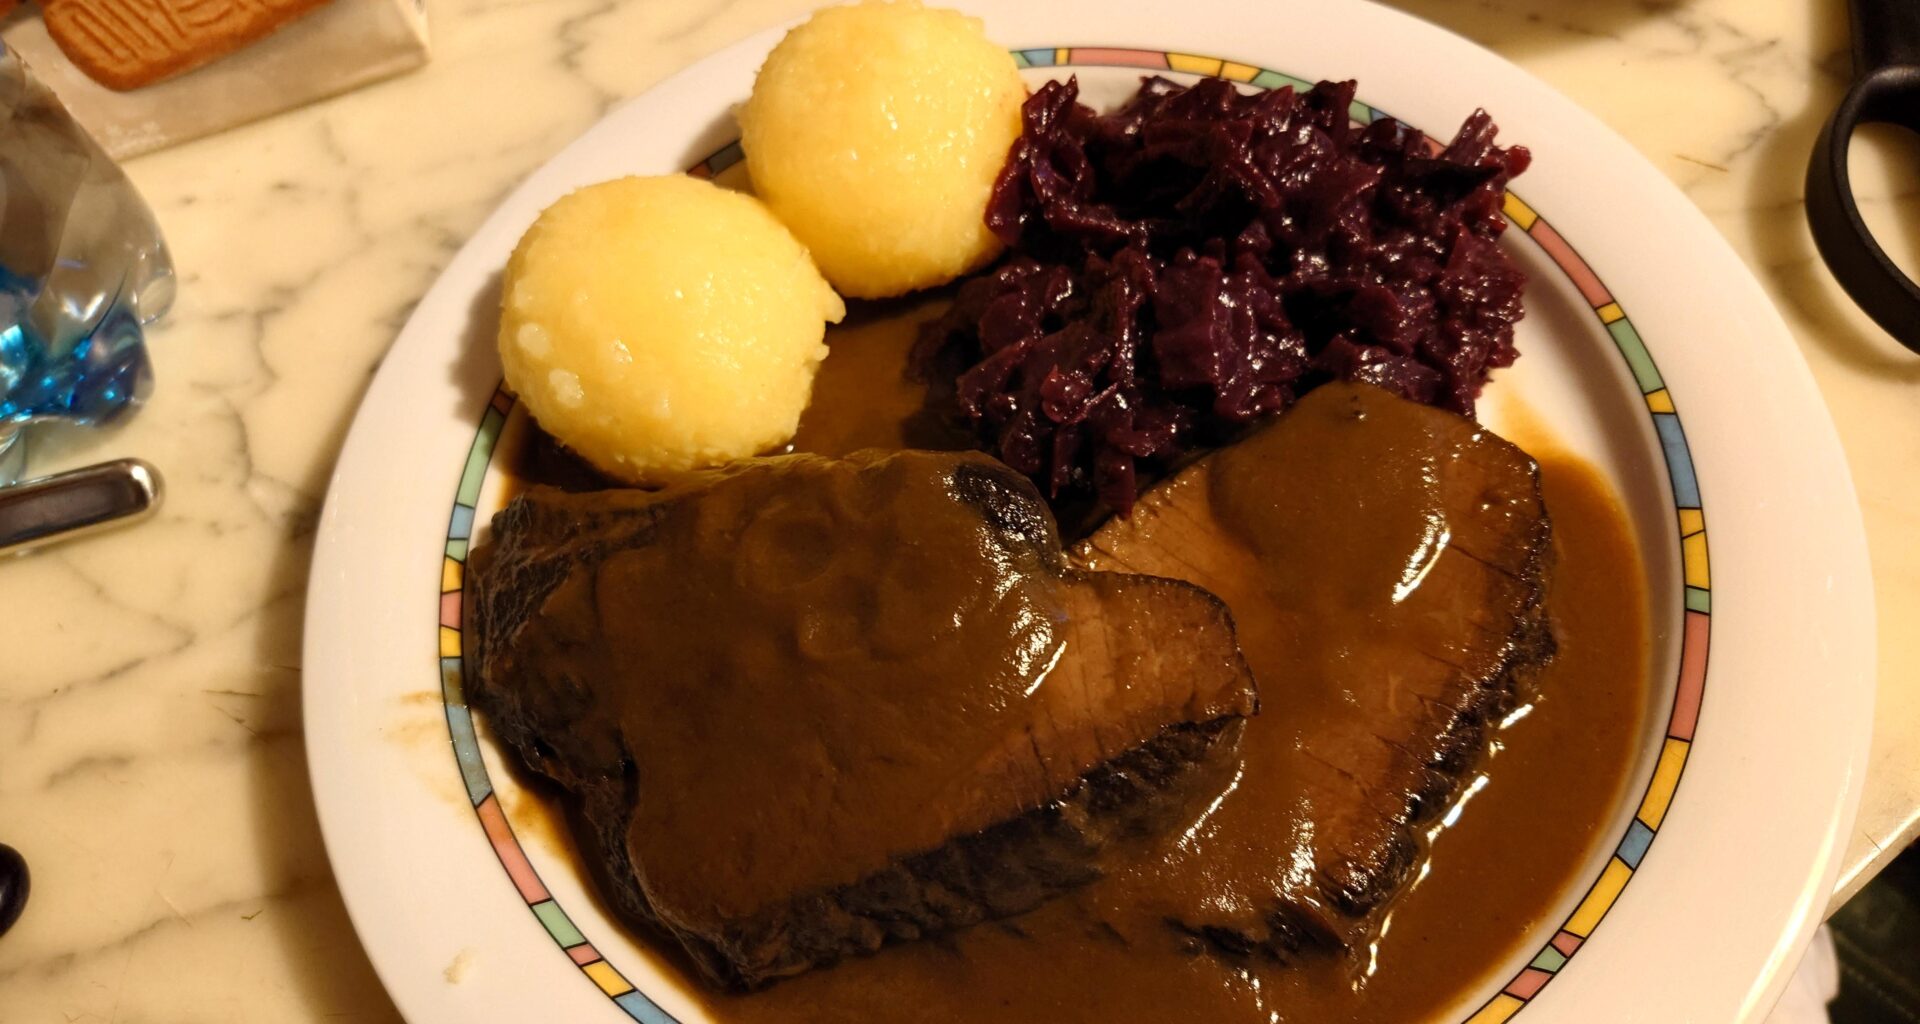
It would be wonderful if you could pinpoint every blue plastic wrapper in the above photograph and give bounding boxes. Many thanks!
[0,43,174,482]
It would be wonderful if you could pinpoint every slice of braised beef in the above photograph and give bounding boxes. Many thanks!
[1072,382,1554,959]
[464,449,1258,989]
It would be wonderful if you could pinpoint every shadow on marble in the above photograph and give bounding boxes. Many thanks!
[7,415,141,477]
[226,222,495,1024]
[250,535,407,1022]
[453,270,507,419]
[225,301,408,1019]
[671,97,745,175]
[1851,123,1920,284]
[1740,0,1920,376]
[1378,0,1674,58]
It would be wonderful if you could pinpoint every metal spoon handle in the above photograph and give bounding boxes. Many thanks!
[0,458,162,556]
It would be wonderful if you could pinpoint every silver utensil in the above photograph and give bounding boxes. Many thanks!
[0,459,163,556]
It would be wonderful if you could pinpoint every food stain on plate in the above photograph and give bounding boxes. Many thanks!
[444,948,475,984]
[385,691,480,814]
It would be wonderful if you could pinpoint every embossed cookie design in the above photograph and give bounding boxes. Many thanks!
[41,0,334,90]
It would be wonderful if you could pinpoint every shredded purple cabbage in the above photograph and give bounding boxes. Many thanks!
[912,76,1532,514]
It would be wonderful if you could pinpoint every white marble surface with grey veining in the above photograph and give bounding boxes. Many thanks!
[1,0,1914,1019]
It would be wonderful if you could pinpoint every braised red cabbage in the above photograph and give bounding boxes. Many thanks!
[913,76,1531,514]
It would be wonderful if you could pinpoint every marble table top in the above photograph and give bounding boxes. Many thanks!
[2,0,1914,1019]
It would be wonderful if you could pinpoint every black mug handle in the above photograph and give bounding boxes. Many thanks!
[1851,0,1920,80]
[0,843,27,937]
[1803,0,1920,350]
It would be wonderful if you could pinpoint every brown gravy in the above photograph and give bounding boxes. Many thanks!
[725,314,1643,1021]
[788,296,972,456]
[498,307,1650,1022]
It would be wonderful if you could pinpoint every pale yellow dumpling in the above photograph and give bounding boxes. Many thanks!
[739,0,1025,299]
[498,175,845,483]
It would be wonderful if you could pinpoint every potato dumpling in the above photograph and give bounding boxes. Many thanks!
[498,175,845,483]
[739,0,1025,299]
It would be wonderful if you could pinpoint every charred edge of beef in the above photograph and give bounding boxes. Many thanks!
[462,490,667,738]
[573,717,1246,991]
[1318,606,1556,920]
[949,457,1064,556]
[1193,512,1557,965]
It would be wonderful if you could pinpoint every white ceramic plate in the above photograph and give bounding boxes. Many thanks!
[304,2,1877,1021]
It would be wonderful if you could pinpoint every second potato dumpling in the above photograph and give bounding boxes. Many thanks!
[498,175,845,485]
[739,0,1026,299]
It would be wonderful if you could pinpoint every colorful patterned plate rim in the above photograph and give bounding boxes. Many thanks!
[432,70,1708,1024]
[303,4,1875,1023]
